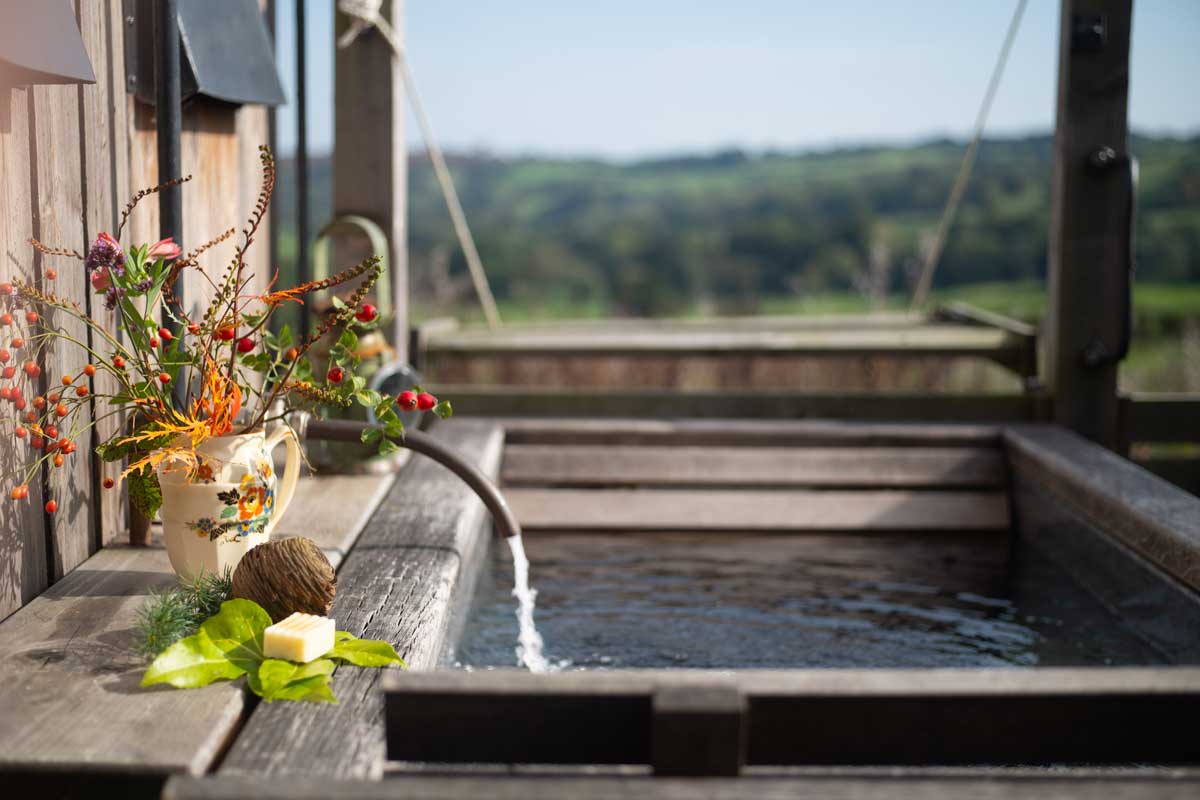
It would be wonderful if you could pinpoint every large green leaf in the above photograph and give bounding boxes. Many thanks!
[199,599,271,674]
[140,629,245,689]
[249,658,338,703]
[128,466,163,519]
[330,631,405,668]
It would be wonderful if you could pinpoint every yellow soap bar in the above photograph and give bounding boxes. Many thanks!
[263,612,335,663]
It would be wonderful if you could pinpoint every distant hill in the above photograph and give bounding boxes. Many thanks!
[275,133,1200,316]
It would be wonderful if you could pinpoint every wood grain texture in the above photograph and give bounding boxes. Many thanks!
[501,417,1004,447]
[0,75,49,620]
[218,421,503,781]
[0,473,391,780]
[1005,424,1200,591]
[32,63,94,578]
[166,773,1200,800]
[502,445,1006,489]
[272,473,396,568]
[79,0,130,546]
[506,488,1010,531]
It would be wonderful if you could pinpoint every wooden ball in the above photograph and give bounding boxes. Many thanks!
[231,537,336,622]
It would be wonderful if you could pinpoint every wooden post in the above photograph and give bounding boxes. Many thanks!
[333,1,407,362]
[1044,0,1133,448]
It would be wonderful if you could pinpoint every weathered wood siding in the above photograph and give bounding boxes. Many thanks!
[0,0,272,620]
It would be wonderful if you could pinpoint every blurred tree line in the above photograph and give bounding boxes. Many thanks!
[276,133,1200,317]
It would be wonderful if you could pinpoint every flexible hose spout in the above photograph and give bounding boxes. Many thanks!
[302,417,521,539]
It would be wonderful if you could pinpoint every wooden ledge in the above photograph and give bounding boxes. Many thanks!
[1004,424,1200,592]
[0,472,395,788]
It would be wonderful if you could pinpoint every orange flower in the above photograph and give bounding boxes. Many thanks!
[238,487,266,520]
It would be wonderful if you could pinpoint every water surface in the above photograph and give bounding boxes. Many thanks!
[454,532,1166,670]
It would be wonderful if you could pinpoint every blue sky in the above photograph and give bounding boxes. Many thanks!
[274,1,1200,159]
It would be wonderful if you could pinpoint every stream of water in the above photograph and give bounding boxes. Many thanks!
[505,534,554,672]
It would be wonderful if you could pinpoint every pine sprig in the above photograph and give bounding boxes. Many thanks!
[132,568,234,657]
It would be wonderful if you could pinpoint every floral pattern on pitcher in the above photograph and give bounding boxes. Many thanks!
[186,457,277,542]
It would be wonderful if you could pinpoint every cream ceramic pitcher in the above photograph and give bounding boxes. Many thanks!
[156,427,301,580]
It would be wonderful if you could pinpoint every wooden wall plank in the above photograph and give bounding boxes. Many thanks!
[506,489,1011,532]
[79,0,130,546]
[0,85,49,620]
[31,29,95,578]
[502,445,1007,489]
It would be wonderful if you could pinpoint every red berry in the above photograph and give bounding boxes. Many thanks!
[0,313,10,326]
[0,283,11,295]
[0,388,9,401]
[187,323,199,335]
[285,347,299,362]
[83,364,96,377]
[237,337,255,353]
[113,356,125,368]
[1,367,13,379]
[45,499,57,513]
[217,327,236,341]
[396,390,418,411]
[159,327,173,341]
[59,439,74,454]
[47,392,60,403]
[75,386,88,398]
[10,337,23,348]
[46,268,57,281]
[23,361,40,378]
[55,404,67,417]
[30,436,43,450]
[61,375,73,386]
[14,426,26,439]
[103,477,115,489]
[52,455,64,468]
[158,372,171,384]
[13,396,25,411]
[32,396,44,409]
[44,425,58,439]
[326,367,344,384]
[10,485,28,501]
[25,311,38,324]
[148,337,159,349]
[416,392,437,411]
[355,303,378,323]
[0,350,8,363]
[22,411,34,423]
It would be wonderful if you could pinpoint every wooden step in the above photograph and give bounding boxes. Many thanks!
[503,445,1006,489]
[506,489,1010,532]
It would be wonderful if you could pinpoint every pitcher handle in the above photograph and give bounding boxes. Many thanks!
[263,426,301,537]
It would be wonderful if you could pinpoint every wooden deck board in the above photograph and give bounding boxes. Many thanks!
[166,772,1200,800]
[217,421,504,782]
[502,445,1006,488]
[500,417,1004,447]
[0,474,393,780]
[506,488,1010,531]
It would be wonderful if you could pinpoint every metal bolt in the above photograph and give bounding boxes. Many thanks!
[1088,146,1119,171]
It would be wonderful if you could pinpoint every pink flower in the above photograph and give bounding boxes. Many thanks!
[147,237,182,261]
[90,266,112,292]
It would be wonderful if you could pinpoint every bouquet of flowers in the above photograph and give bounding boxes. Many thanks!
[2,146,448,520]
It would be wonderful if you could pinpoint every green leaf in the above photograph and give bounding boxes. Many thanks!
[198,599,270,674]
[337,329,358,352]
[277,324,293,350]
[330,631,406,668]
[378,439,400,457]
[129,466,163,519]
[141,629,245,689]
[433,400,454,419]
[249,658,337,703]
[360,427,382,446]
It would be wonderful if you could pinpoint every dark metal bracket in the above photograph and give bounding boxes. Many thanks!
[1081,145,1136,369]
